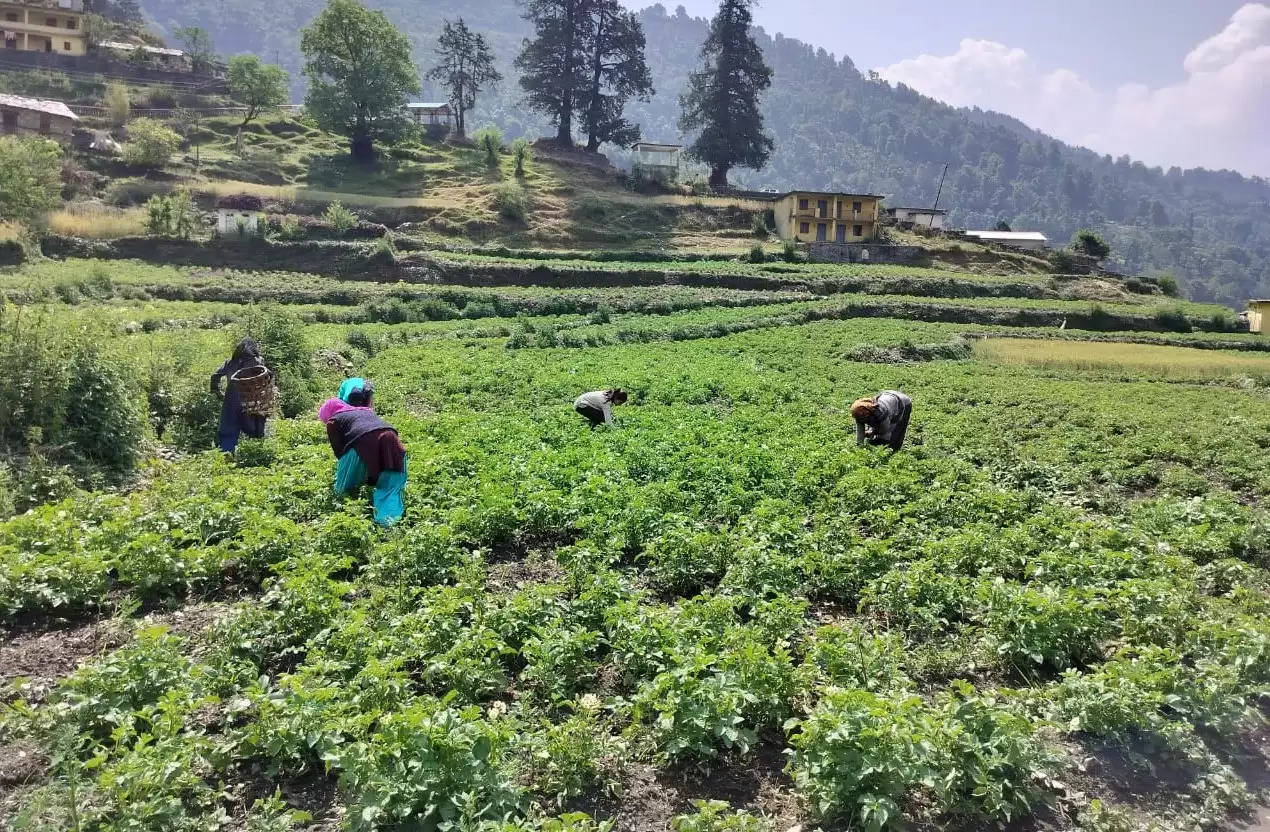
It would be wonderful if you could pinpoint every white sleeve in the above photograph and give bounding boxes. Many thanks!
[602,402,613,424]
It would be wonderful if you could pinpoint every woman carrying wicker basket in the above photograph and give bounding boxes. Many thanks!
[210,338,271,454]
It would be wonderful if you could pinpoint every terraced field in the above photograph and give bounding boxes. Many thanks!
[0,245,1267,832]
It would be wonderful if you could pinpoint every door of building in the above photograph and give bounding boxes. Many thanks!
[1,110,16,135]
[835,225,846,243]
[816,223,827,242]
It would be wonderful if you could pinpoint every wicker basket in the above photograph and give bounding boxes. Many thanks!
[230,365,277,416]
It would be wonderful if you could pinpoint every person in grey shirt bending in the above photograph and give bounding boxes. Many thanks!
[574,389,628,429]
[851,390,913,452]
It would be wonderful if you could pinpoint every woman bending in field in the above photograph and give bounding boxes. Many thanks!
[210,338,269,454]
[851,390,913,452]
[318,379,407,526]
[574,388,628,429]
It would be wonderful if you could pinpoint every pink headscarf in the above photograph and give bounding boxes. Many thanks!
[318,397,354,424]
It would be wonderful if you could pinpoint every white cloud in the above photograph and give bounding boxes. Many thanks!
[877,3,1270,177]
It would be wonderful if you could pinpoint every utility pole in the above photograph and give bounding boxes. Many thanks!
[930,162,948,228]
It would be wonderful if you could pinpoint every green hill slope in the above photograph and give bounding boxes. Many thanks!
[130,0,1270,308]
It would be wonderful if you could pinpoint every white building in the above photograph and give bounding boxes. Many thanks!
[631,142,681,185]
[964,230,1049,251]
[215,195,263,237]
[885,206,947,230]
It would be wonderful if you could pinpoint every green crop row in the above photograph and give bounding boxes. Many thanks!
[2,317,1267,831]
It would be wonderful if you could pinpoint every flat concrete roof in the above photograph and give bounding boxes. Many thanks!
[965,230,1049,241]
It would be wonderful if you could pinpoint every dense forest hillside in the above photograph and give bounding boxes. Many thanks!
[134,0,1270,306]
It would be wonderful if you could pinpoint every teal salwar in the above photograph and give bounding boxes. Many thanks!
[333,449,407,527]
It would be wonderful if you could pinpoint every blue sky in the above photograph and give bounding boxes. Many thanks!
[630,0,1270,176]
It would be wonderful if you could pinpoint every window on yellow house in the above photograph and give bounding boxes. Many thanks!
[798,199,808,211]
[853,201,862,214]
[853,224,863,237]
[799,222,809,234]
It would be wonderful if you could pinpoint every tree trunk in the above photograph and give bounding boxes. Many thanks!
[351,124,374,162]
[709,165,730,187]
[455,104,466,138]
[557,0,576,146]
[585,11,606,153]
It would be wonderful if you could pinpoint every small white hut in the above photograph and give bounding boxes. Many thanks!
[215,194,264,237]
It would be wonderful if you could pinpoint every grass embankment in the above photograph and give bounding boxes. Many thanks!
[975,337,1270,383]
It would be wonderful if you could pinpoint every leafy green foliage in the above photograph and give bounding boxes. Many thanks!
[0,136,61,226]
[300,0,421,160]
[122,118,182,169]
[227,54,291,145]
[144,188,197,239]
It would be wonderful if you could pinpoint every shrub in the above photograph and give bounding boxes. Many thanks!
[1156,273,1180,297]
[346,328,377,355]
[1072,230,1111,259]
[104,82,130,126]
[277,215,304,240]
[239,305,317,417]
[63,343,145,473]
[122,118,181,168]
[512,138,532,177]
[474,127,503,169]
[1051,250,1079,272]
[1153,305,1191,332]
[322,201,357,234]
[747,244,765,264]
[781,241,798,262]
[493,183,528,223]
[144,188,197,239]
[0,136,62,226]
[750,213,768,238]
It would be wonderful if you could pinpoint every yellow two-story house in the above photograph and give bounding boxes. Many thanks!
[1,0,86,56]
[772,190,884,243]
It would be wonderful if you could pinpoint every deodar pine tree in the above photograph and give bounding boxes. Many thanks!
[426,18,502,139]
[679,0,773,187]
[516,0,589,147]
[301,0,420,161]
[579,0,653,152]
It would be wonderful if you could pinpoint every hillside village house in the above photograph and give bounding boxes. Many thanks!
[0,93,77,142]
[885,206,947,230]
[1,0,86,56]
[964,229,1049,251]
[773,191,884,243]
[1247,299,1269,335]
[99,41,193,72]
[631,142,682,185]
[215,195,264,238]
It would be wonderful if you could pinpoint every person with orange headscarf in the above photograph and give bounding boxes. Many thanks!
[851,390,912,452]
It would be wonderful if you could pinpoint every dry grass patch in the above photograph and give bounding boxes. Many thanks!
[975,337,1270,383]
[47,204,148,239]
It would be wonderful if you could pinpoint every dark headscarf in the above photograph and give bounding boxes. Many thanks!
[233,338,262,362]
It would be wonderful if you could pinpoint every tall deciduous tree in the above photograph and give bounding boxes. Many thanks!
[227,55,290,154]
[579,0,653,152]
[173,26,217,74]
[516,0,589,147]
[300,0,420,161]
[678,0,772,186]
[425,18,501,139]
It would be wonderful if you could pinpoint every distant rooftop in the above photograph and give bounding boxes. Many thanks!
[406,102,450,110]
[965,230,1049,242]
[887,206,947,214]
[0,93,77,120]
[632,142,682,150]
[100,41,185,57]
[778,190,888,200]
